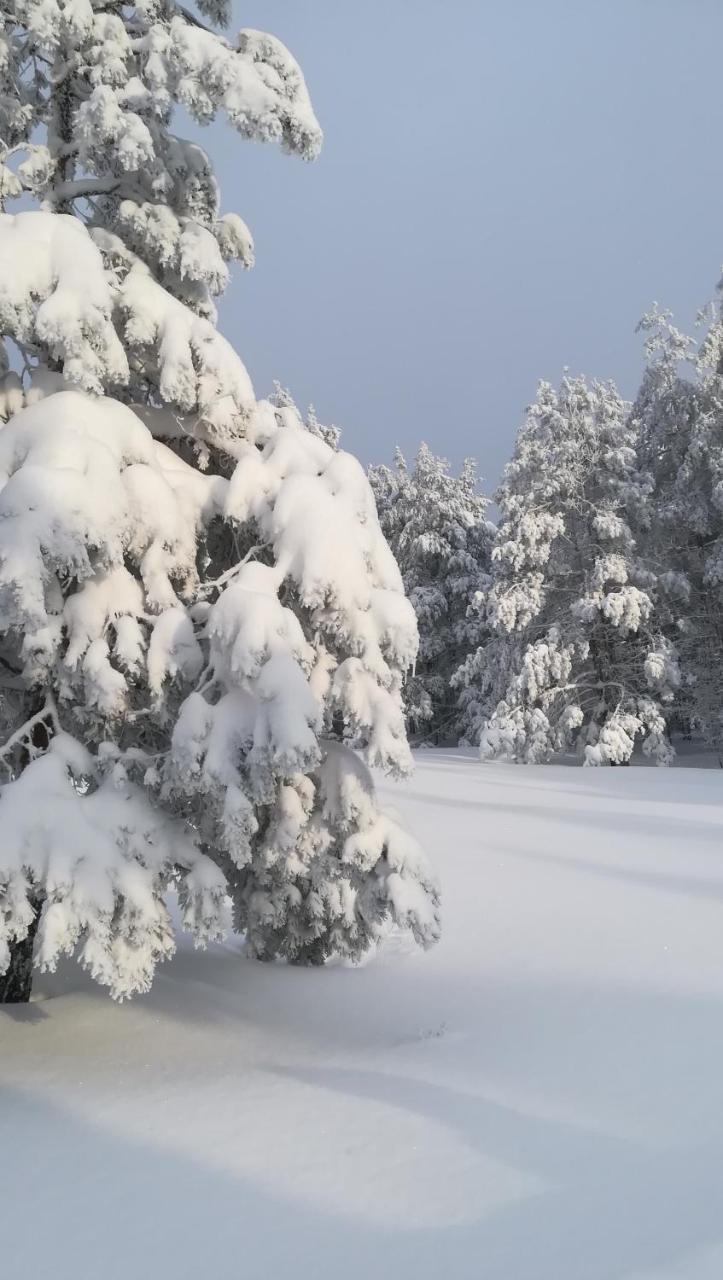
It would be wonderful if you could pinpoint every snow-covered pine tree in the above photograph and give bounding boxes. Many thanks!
[369,444,493,743]
[634,305,723,755]
[458,376,679,765]
[0,3,439,1001]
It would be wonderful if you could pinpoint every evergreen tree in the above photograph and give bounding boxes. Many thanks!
[458,376,678,765]
[634,305,723,755]
[369,444,493,743]
[0,3,439,1001]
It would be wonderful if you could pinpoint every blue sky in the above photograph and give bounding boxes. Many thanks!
[210,0,723,488]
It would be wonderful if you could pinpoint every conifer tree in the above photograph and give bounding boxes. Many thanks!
[458,376,678,765]
[369,444,493,743]
[0,2,439,1001]
[634,305,723,755]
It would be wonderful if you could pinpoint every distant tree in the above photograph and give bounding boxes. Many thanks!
[459,376,678,765]
[633,305,723,756]
[370,445,493,743]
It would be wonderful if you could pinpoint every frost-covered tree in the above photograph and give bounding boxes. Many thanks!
[369,444,493,743]
[0,3,439,1001]
[634,304,723,755]
[458,376,678,765]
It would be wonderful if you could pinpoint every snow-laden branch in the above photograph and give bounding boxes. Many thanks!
[0,694,59,771]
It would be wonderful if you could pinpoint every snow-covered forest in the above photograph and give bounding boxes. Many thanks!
[372,319,723,770]
[2,0,718,1006]
[3,3,723,1278]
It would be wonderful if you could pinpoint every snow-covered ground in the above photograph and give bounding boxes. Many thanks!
[3,750,723,1280]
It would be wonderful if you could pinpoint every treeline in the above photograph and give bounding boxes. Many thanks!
[369,299,723,765]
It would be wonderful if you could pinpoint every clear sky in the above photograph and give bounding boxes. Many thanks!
[209,0,723,489]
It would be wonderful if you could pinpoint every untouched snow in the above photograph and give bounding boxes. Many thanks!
[3,750,723,1279]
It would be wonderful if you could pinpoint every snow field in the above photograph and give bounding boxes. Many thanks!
[3,750,723,1279]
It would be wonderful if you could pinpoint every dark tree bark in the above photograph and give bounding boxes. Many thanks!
[0,898,42,1003]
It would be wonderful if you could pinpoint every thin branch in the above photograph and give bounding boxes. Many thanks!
[176,4,217,35]
[197,543,269,597]
[0,694,59,771]
[51,176,122,201]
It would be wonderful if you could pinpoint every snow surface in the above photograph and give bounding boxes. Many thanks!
[3,750,723,1279]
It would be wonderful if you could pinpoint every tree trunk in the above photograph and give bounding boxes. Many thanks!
[0,899,42,1003]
